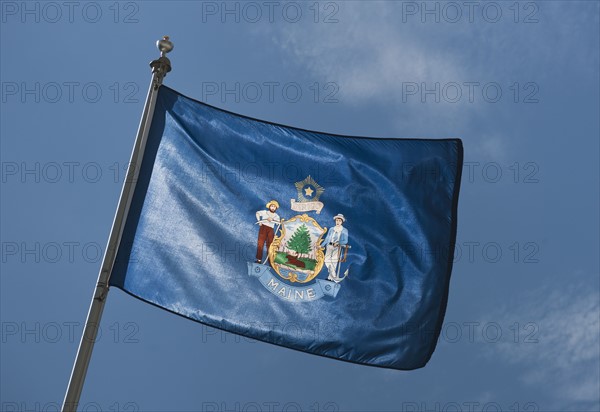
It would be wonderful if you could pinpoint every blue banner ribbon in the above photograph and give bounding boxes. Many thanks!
[248,262,340,302]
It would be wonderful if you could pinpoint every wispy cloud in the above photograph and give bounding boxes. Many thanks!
[257,1,598,143]
[267,3,463,103]
[261,2,596,102]
[482,278,600,411]
[469,134,508,162]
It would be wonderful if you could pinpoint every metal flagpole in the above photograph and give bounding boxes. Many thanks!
[62,36,174,412]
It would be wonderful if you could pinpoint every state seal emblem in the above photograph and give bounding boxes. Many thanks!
[269,214,326,283]
[247,177,351,302]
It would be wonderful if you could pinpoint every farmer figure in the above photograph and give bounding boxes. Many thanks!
[255,200,281,263]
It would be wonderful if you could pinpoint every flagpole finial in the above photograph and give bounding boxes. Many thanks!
[157,35,174,57]
[150,36,173,89]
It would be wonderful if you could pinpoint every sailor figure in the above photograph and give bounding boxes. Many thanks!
[323,214,348,281]
[255,200,281,263]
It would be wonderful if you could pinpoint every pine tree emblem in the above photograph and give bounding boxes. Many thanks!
[287,224,311,258]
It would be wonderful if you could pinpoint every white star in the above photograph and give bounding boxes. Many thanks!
[304,186,314,197]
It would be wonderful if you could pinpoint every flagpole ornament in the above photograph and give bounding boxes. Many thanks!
[150,36,173,90]
[62,38,174,412]
[157,35,174,55]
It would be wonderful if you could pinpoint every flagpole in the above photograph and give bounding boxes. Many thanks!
[62,36,174,412]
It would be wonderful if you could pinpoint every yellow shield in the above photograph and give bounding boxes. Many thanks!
[268,214,327,283]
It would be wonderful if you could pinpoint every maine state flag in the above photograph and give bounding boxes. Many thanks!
[110,86,463,370]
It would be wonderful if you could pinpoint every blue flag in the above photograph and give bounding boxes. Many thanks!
[110,86,463,370]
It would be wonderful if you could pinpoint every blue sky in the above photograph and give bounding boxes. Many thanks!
[1,1,599,411]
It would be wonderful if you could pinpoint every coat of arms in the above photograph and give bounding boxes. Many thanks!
[269,214,326,283]
[247,176,351,302]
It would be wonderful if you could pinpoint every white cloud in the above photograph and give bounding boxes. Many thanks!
[482,279,600,410]
[268,3,463,104]
[469,134,508,162]
[256,1,598,147]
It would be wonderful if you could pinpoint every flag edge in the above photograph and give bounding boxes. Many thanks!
[110,285,432,371]
[161,85,464,144]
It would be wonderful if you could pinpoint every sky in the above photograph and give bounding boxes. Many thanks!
[1,1,599,411]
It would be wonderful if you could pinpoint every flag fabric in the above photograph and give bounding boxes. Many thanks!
[110,85,463,370]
